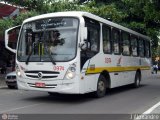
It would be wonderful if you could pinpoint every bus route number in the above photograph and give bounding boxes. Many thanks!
[53,66,64,71]
[105,58,111,63]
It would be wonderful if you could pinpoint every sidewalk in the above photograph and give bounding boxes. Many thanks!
[0,73,6,87]
[0,67,13,87]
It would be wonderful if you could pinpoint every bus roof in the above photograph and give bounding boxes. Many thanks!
[23,11,150,40]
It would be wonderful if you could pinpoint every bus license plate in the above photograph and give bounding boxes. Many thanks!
[35,82,45,87]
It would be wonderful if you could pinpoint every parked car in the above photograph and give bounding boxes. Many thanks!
[5,71,17,89]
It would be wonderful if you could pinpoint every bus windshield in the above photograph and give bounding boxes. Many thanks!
[17,17,79,63]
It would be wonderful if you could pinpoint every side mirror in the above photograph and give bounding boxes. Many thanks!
[80,27,88,50]
[5,25,21,53]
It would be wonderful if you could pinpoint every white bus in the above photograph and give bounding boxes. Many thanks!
[5,11,151,97]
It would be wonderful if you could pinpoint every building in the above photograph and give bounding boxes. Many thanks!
[0,2,22,71]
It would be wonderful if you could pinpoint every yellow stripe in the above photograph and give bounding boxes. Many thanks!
[86,66,150,74]
[38,43,40,56]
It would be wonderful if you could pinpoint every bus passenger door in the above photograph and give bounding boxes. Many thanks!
[81,17,100,92]
[81,17,100,69]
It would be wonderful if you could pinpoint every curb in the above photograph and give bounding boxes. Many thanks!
[0,76,6,87]
[0,86,7,88]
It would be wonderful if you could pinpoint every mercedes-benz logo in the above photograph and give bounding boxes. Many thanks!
[38,72,43,79]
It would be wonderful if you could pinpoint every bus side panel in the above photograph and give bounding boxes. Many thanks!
[109,71,135,88]
[83,74,99,93]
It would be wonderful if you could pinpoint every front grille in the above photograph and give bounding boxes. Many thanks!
[26,75,58,79]
[25,71,59,79]
[25,71,59,74]
[7,76,16,79]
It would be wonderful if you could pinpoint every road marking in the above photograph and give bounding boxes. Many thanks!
[134,101,160,120]
[0,103,41,113]
[143,101,160,114]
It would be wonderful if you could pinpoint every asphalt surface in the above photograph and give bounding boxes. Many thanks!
[0,73,160,120]
[0,74,6,88]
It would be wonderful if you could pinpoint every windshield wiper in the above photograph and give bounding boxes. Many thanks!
[25,40,56,65]
[25,21,56,65]
[42,41,56,65]
[26,42,35,65]
[41,20,56,65]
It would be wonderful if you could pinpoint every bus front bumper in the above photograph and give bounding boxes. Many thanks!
[17,78,80,94]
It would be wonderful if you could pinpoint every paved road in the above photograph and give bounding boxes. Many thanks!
[0,73,160,120]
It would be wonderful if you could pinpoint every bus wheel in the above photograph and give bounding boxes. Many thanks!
[133,72,141,88]
[94,75,107,98]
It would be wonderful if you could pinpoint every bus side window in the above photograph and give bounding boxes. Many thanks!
[122,32,130,55]
[139,38,145,57]
[131,36,138,56]
[112,29,120,54]
[145,40,150,58]
[102,25,111,54]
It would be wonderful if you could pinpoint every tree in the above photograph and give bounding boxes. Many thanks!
[1,0,160,56]
[92,0,160,55]
[121,0,160,55]
[0,10,38,36]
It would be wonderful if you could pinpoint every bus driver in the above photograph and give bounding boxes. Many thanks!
[49,30,60,54]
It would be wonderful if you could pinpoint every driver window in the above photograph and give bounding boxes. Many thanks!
[84,17,100,53]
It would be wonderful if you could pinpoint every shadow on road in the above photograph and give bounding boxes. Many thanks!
[23,92,96,104]
[22,84,148,104]
[107,84,147,96]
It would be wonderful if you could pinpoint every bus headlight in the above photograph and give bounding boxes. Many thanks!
[16,65,21,77]
[66,71,75,79]
[16,69,21,77]
[65,63,76,79]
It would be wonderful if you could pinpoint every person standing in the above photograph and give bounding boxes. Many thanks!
[153,60,158,74]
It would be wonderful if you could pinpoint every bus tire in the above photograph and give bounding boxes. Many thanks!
[93,75,107,98]
[133,72,141,88]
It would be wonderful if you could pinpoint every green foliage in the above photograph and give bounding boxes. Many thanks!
[0,18,14,35]
[0,10,38,36]
[122,0,160,55]
[46,1,80,13]
[1,0,160,55]
[78,2,127,23]
[14,10,39,25]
